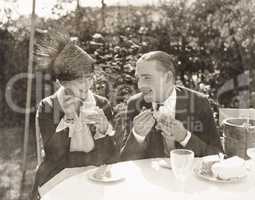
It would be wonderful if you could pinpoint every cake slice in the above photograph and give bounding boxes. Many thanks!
[200,155,220,177]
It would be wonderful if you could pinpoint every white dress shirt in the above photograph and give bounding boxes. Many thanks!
[133,87,191,148]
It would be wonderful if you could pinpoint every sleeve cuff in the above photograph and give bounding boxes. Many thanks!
[132,128,146,143]
[180,131,191,147]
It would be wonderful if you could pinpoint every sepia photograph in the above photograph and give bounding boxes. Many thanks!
[0,0,254,200]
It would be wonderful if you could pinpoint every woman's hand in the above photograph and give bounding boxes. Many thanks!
[62,88,82,120]
[84,108,110,134]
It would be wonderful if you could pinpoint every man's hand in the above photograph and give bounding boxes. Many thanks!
[133,109,155,137]
[154,112,187,143]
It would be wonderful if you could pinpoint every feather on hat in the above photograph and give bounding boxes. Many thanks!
[35,31,95,81]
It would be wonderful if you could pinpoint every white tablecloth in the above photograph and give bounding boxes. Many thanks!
[40,158,255,200]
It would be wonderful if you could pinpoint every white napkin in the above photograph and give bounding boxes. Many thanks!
[56,115,95,152]
[211,156,247,179]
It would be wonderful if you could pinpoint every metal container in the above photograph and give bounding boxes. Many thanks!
[222,118,255,159]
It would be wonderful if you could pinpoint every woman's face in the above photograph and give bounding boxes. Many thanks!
[60,74,93,100]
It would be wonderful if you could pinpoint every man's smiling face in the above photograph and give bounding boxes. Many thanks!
[135,60,173,103]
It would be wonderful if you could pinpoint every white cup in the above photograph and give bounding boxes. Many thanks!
[80,102,98,124]
[170,149,194,182]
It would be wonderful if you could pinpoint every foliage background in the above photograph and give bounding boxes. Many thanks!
[0,0,254,128]
[0,1,254,199]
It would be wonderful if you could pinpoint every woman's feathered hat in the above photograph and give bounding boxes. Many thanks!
[35,30,96,81]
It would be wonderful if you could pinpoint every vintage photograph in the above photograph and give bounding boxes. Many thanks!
[0,0,254,200]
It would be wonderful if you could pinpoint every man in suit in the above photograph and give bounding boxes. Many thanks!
[120,51,223,161]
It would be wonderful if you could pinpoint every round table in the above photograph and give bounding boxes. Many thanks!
[40,158,255,200]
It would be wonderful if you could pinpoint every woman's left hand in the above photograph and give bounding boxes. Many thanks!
[85,108,110,134]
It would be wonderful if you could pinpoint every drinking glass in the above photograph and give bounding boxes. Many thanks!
[170,149,194,182]
[80,102,99,137]
[80,102,97,125]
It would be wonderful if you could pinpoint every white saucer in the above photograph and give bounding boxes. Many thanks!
[87,168,125,183]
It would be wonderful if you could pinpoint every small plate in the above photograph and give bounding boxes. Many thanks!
[193,159,247,183]
[87,168,125,183]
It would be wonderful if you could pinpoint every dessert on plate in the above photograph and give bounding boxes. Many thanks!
[200,155,220,177]
[93,165,112,180]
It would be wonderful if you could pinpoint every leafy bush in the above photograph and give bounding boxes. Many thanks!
[0,0,253,127]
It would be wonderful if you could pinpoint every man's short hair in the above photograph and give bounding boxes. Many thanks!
[136,51,176,76]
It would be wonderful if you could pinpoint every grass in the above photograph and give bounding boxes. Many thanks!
[0,126,37,200]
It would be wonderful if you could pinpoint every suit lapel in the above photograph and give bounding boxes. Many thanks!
[175,86,189,123]
[175,86,192,148]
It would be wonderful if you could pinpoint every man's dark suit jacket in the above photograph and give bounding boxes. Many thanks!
[120,86,223,161]
[31,93,118,199]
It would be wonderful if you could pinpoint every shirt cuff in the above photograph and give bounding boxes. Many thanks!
[132,128,146,143]
[180,131,191,147]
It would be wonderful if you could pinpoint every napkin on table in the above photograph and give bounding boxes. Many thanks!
[211,156,247,179]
